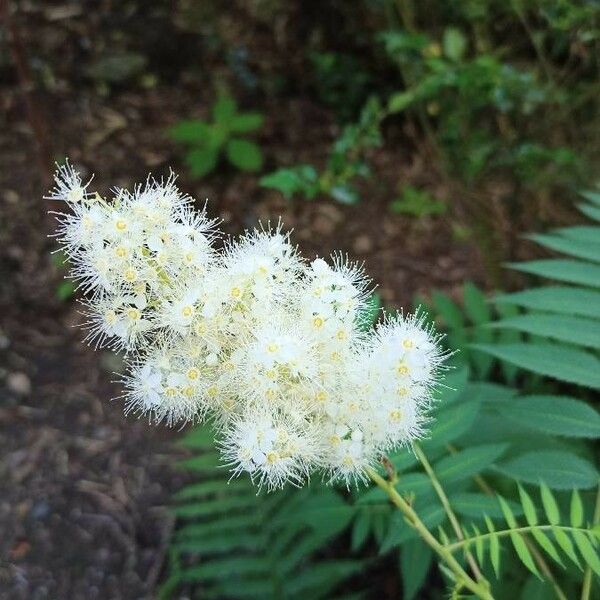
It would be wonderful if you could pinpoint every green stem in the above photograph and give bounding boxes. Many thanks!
[367,467,495,600]
[447,525,592,553]
[581,486,600,600]
[414,443,486,583]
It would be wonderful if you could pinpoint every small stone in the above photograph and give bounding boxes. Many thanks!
[6,372,31,396]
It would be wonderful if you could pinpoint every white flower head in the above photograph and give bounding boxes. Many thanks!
[48,163,448,491]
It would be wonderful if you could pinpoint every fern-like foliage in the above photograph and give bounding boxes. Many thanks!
[444,484,600,580]
[477,191,600,391]
[160,425,363,600]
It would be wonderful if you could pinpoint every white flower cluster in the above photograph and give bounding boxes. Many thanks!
[48,162,446,489]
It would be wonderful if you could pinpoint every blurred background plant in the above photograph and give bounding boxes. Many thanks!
[169,93,264,177]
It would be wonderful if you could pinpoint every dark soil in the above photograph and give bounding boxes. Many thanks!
[0,2,487,599]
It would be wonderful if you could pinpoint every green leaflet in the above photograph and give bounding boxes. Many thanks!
[433,443,509,483]
[488,313,600,350]
[472,343,600,390]
[507,259,600,288]
[450,492,523,519]
[496,450,599,489]
[494,286,600,319]
[527,233,600,264]
[498,395,600,438]
[400,539,433,600]
[555,225,600,245]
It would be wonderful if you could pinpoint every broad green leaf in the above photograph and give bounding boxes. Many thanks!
[380,504,446,551]
[178,452,221,471]
[443,26,467,61]
[488,314,600,349]
[351,510,371,551]
[229,112,264,133]
[570,490,584,527]
[434,443,509,483]
[434,364,470,404]
[174,478,249,500]
[572,530,600,575]
[463,282,494,376]
[169,120,211,143]
[556,226,600,245]
[472,343,600,390]
[287,488,355,535]
[174,495,259,518]
[508,259,600,288]
[179,425,214,449]
[497,451,598,490]
[432,293,464,327]
[528,233,600,264]
[498,395,600,438]
[494,286,600,320]
[450,492,523,520]
[580,190,600,206]
[186,146,219,178]
[578,203,600,223]
[284,561,364,597]
[401,539,433,600]
[226,139,263,171]
[520,576,554,600]
[176,515,257,540]
[181,557,268,582]
[260,165,319,199]
[422,400,480,448]
[174,531,260,554]
[212,94,237,123]
[388,90,417,113]
[540,483,560,525]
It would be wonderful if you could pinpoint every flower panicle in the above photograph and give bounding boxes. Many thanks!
[48,162,448,490]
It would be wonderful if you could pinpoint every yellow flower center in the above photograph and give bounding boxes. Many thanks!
[115,220,127,231]
[266,451,279,465]
[390,409,403,422]
[312,316,324,328]
[165,387,177,397]
[187,368,199,380]
[403,339,413,349]
[336,329,347,340]
[267,343,279,353]
[183,386,195,397]
[124,269,137,282]
[265,389,276,400]
[397,362,409,376]
[181,305,194,318]
[397,386,408,397]
[115,246,127,258]
[316,390,327,402]
[126,308,140,321]
[230,286,241,298]
[207,385,218,397]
